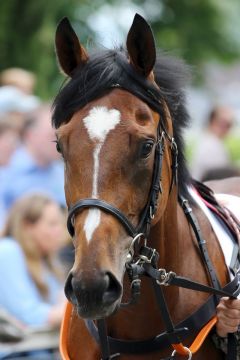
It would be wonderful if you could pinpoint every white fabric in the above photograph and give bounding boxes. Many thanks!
[215,194,240,221]
[188,188,235,268]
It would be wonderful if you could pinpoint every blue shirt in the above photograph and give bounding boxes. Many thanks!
[0,238,63,327]
[1,147,65,209]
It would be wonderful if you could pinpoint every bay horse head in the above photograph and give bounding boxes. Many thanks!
[53,14,189,320]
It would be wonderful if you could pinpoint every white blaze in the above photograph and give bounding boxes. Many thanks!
[83,106,121,242]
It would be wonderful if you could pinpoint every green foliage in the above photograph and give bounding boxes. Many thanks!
[0,0,93,98]
[225,135,240,164]
[0,0,239,98]
[145,0,240,65]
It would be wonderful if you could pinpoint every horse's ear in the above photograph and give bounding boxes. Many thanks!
[55,17,89,77]
[126,14,156,77]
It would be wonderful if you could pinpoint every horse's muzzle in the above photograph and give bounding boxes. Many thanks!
[64,270,122,319]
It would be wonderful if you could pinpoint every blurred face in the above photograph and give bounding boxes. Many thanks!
[29,202,66,255]
[211,108,234,139]
[27,108,61,165]
[0,129,19,166]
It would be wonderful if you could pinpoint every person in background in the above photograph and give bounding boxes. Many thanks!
[0,116,20,229]
[190,106,235,181]
[1,104,65,210]
[0,85,40,135]
[0,116,19,168]
[0,194,67,327]
[0,68,36,95]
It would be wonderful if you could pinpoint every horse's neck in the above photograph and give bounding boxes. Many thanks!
[107,190,228,339]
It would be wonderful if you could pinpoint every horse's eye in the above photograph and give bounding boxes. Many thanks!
[140,140,154,158]
[56,142,61,153]
[55,140,62,154]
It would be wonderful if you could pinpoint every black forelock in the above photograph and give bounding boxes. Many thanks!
[52,47,192,197]
[52,49,127,128]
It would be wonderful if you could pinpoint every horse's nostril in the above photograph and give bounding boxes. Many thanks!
[102,272,122,305]
[64,272,78,305]
[64,270,122,311]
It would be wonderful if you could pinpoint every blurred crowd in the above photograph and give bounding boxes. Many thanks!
[190,105,240,181]
[0,67,72,358]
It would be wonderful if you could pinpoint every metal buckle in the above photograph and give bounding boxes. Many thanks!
[158,130,165,143]
[171,346,192,359]
[131,278,141,287]
[71,215,75,227]
[109,353,121,359]
[139,248,156,264]
[181,198,192,214]
[150,206,155,220]
[126,233,145,263]
[156,269,176,286]
[171,137,178,153]
[159,179,163,194]
[101,354,120,360]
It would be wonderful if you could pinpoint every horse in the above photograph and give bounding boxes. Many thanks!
[53,14,240,360]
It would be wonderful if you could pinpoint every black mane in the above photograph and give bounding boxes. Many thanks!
[52,48,192,197]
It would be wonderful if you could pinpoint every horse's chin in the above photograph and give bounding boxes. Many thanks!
[76,300,120,320]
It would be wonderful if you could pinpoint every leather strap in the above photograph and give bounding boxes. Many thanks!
[97,319,111,360]
[143,263,240,298]
[85,318,188,354]
[67,199,138,238]
[179,195,221,293]
[151,279,182,344]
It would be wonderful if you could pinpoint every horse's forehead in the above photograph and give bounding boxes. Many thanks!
[57,89,160,141]
[83,106,121,143]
